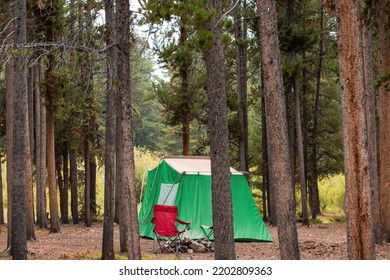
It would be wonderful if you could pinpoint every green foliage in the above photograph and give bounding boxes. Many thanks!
[92,148,161,212]
[318,174,345,215]
[252,187,264,214]
[250,173,346,221]
[134,148,161,202]
[279,23,318,54]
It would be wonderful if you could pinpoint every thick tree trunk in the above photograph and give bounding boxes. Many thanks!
[377,0,390,243]
[362,12,381,244]
[45,7,61,232]
[117,0,141,259]
[102,0,117,260]
[11,0,28,259]
[335,0,375,259]
[204,0,236,260]
[256,0,300,259]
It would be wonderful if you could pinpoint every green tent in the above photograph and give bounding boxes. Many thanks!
[138,156,272,242]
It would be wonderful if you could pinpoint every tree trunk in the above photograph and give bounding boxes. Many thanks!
[36,63,47,229]
[294,79,309,225]
[70,146,79,224]
[377,0,390,243]
[84,139,91,227]
[45,5,61,233]
[56,145,64,222]
[89,122,97,216]
[204,0,236,260]
[335,0,375,259]
[178,18,191,156]
[261,102,268,222]
[310,4,324,219]
[102,0,117,260]
[261,83,271,223]
[25,67,36,241]
[234,0,249,174]
[47,103,60,233]
[5,0,14,252]
[0,154,4,224]
[62,142,69,224]
[302,52,309,203]
[35,64,44,228]
[11,0,28,259]
[361,9,382,245]
[117,0,141,259]
[256,0,300,259]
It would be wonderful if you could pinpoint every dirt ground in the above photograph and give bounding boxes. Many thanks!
[1,221,390,260]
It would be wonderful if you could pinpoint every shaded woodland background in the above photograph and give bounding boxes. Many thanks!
[0,0,389,260]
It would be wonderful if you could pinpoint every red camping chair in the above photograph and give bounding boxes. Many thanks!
[151,204,191,255]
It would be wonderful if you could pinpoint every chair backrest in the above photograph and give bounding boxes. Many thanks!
[152,204,179,237]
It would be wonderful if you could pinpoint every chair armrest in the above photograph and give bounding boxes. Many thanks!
[176,219,191,225]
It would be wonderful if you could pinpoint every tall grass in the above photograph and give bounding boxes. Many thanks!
[253,174,346,218]
[318,174,345,215]
[95,147,160,217]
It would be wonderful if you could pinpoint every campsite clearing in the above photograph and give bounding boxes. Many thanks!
[1,221,390,260]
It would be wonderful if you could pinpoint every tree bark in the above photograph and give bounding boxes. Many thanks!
[84,139,91,227]
[204,0,236,260]
[116,0,141,259]
[45,4,61,233]
[256,0,300,259]
[62,142,70,224]
[102,0,117,260]
[25,67,36,241]
[335,0,375,259]
[361,8,382,244]
[89,116,97,217]
[179,19,191,156]
[310,4,324,219]
[35,64,44,228]
[70,146,79,224]
[5,0,14,252]
[11,0,28,259]
[295,79,308,225]
[377,0,390,243]
[35,63,47,229]
[0,154,4,224]
[47,102,60,233]
[234,0,249,174]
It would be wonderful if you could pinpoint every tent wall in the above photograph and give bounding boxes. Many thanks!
[138,159,272,242]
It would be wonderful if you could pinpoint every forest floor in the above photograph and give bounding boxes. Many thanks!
[1,219,390,260]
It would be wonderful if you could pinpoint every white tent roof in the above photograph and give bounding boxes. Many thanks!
[163,156,242,174]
